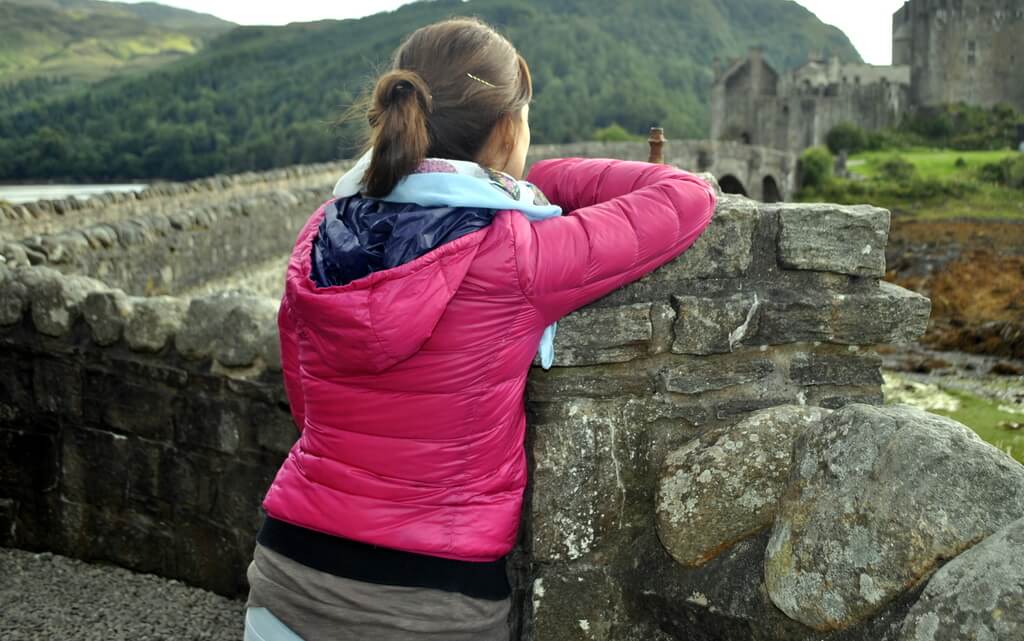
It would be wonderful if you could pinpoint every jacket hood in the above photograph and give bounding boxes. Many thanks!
[285,197,495,375]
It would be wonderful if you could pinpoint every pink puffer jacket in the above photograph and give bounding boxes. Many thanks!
[261,157,717,562]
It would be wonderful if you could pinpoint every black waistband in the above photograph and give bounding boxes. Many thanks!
[255,514,510,601]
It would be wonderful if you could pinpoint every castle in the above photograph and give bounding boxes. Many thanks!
[712,0,1024,151]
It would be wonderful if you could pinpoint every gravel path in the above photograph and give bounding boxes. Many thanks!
[0,547,246,641]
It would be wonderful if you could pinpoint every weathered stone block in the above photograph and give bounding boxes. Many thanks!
[532,303,678,367]
[833,281,931,345]
[773,203,889,277]
[0,264,28,325]
[260,326,283,372]
[61,428,131,509]
[528,361,656,401]
[643,196,758,281]
[215,297,279,368]
[215,459,277,531]
[758,287,833,344]
[171,515,248,597]
[790,350,883,387]
[82,369,176,441]
[760,281,930,346]
[175,294,245,360]
[713,395,803,420]
[530,564,625,641]
[33,358,81,417]
[82,290,134,346]
[765,404,1024,631]
[660,354,775,394]
[254,402,299,455]
[656,405,830,567]
[0,242,32,269]
[0,353,33,427]
[530,395,699,565]
[671,293,762,355]
[124,296,188,352]
[22,268,104,337]
[157,449,218,513]
[804,386,885,410]
[81,225,117,249]
[174,394,243,454]
[897,515,1024,641]
[531,401,602,562]
[0,429,59,497]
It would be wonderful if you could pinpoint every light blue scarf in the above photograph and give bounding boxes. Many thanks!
[333,150,562,369]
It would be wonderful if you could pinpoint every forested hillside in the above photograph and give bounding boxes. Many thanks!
[0,0,861,181]
[0,0,233,83]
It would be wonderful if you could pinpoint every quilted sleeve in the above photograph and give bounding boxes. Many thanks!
[516,157,717,324]
[278,292,305,434]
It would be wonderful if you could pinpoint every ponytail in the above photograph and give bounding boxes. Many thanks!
[350,19,533,196]
[363,70,432,198]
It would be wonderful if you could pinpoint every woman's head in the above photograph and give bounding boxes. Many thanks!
[361,18,533,197]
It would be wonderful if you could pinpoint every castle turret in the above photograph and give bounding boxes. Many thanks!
[892,2,912,66]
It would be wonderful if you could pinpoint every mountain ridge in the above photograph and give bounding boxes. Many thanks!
[0,0,234,84]
[0,0,861,181]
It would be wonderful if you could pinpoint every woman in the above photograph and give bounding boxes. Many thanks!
[243,16,716,641]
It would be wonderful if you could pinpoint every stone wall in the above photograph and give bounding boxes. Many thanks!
[0,162,352,296]
[899,0,1024,111]
[1,162,950,640]
[517,195,936,640]
[0,273,292,596]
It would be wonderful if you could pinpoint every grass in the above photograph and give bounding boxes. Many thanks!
[848,149,1018,181]
[800,147,1024,221]
[883,372,1024,465]
[867,183,1023,221]
[931,388,1024,465]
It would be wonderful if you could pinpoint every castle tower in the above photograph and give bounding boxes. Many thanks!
[710,48,780,146]
[897,0,1024,110]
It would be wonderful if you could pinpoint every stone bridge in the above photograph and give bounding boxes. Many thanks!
[528,140,797,202]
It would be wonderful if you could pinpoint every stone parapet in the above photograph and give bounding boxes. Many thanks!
[0,175,948,639]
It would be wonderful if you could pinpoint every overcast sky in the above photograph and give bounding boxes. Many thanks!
[121,0,908,65]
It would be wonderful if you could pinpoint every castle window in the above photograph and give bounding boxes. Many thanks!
[968,41,976,66]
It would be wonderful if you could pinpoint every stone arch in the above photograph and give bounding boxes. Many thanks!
[762,175,782,203]
[719,174,748,197]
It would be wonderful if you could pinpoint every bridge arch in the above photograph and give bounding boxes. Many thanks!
[762,175,782,202]
[718,174,748,197]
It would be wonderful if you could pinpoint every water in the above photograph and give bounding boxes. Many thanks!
[0,183,147,205]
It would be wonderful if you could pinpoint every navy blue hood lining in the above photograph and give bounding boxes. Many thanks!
[311,196,498,288]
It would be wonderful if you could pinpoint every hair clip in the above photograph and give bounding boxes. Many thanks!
[466,72,497,88]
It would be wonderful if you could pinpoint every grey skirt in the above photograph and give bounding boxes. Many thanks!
[245,543,512,641]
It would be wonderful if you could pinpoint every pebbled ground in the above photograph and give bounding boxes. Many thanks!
[0,547,246,641]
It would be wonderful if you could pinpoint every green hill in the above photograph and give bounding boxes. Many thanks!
[0,0,861,181]
[0,0,233,83]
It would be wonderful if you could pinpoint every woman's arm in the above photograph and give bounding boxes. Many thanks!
[277,295,305,434]
[516,157,717,323]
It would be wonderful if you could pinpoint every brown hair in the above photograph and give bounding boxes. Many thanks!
[359,17,533,198]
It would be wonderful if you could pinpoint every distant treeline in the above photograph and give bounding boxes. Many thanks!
[825,104,1024,155]
[0,0,860,181]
